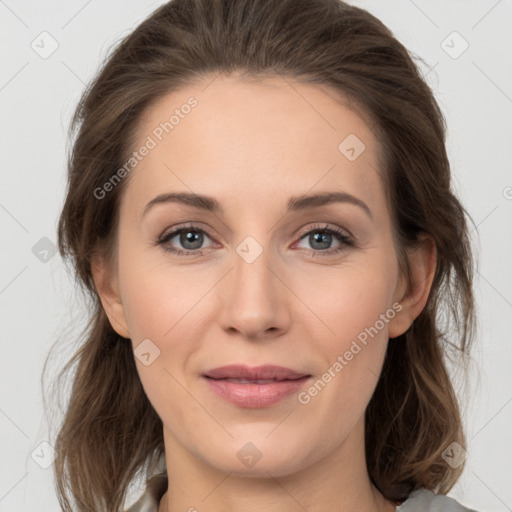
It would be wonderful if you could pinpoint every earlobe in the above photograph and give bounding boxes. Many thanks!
[388,234,437,339]
[91,255,131,339]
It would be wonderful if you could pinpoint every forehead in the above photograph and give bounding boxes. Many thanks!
[121,73,386,220]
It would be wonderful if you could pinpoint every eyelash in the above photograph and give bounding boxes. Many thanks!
[156,223,353,257]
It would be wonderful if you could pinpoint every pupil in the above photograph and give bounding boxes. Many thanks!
[311,232,331,250]
[181,230,203,250]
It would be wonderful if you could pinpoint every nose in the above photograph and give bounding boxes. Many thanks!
[217,241,291,341]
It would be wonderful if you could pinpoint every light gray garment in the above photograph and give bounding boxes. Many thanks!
[395,488,479,512]
[124,472,479,512]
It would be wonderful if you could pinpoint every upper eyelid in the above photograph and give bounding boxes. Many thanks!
[160,223,214,241]
[160,222,348,236]
[160,223,351,247]
[296,223,351,238]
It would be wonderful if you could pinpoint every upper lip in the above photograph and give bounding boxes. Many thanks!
[203,365,310,381]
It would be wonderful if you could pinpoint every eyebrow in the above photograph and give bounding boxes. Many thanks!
[143,191,373,220]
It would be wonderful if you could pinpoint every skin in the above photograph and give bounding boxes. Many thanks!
[92,72,436,512]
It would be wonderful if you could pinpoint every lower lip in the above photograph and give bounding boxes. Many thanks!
[203,376,311,408]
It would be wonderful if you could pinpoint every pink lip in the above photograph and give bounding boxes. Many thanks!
[203,364,309,380]
[202,365,311,408]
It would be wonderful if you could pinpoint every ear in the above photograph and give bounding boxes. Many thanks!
[388,233,437,339]
[91,254,131,339]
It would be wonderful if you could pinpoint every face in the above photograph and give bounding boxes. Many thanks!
[94,72,427,478]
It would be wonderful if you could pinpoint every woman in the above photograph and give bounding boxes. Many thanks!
[49,0,479,510]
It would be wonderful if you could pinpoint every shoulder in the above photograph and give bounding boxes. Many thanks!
[124,472,168,512]
[396,488,479,512]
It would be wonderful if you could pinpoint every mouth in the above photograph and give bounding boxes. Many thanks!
[206,377,304,384]
[202,364,310,381]
[201,365,312,408]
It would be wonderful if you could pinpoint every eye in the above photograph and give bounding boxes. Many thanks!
[294,224,353,256]
[157,224,215,256]
[156,222,353,258]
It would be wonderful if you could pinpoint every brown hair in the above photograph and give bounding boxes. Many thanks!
[47,0,476,510]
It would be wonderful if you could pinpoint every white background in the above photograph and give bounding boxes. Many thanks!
[1,1,511,511]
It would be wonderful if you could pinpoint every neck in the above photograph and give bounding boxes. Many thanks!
[158,418,397,512]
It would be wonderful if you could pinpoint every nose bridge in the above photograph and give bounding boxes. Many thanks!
[218,234,289,338]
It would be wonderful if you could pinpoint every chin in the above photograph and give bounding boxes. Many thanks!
[200,436,313,478]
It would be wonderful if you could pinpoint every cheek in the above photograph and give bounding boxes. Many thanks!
[293,256,398,346]
[119,259,204,424]
[119,243,208,342]
[116,246,207,394]
[291,255,397,405]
